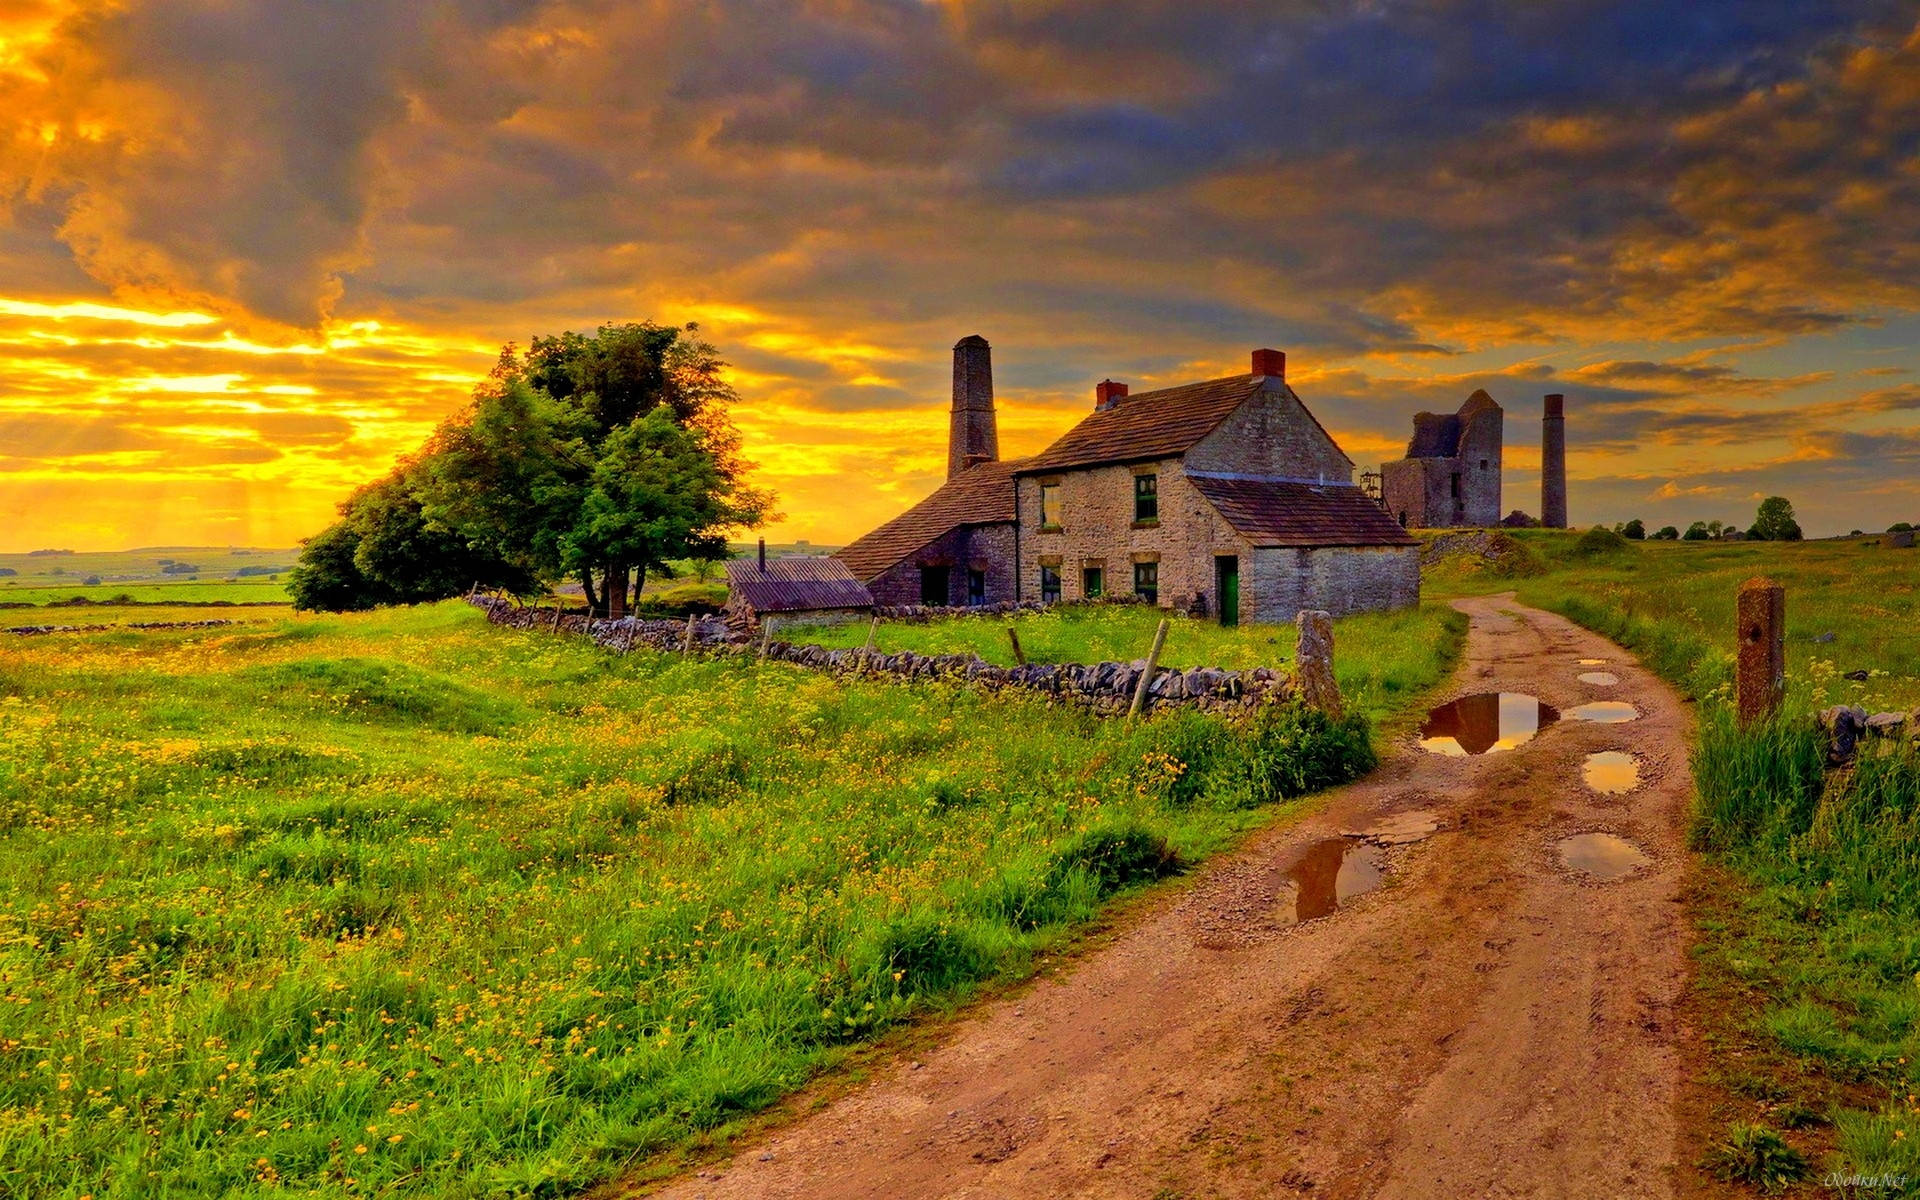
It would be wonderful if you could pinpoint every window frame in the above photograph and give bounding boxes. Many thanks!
[1038,481,1062,531]
[1132,472,1159,525]
[1132,560,1159,605]
[1039,564,1062,604]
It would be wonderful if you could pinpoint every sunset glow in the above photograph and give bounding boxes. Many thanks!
[3,1,1918,550]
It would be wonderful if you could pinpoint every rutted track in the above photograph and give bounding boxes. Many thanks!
[629,595,1696,1199]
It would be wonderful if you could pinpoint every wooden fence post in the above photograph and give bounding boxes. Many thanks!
[760,617,776,658]
[863,617,880,652]
[551,601,564,632]
[1736,577,1786,726]
[681,614,697,655]
[1006,626,1027,666]
[1127,619,1171,719]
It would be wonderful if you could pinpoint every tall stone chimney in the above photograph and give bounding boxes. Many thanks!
[948,334,998,479]
[1541,393,1567,529]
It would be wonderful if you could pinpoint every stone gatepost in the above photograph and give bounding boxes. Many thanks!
[1296,609,1342,720]
[1735,577,1785,726]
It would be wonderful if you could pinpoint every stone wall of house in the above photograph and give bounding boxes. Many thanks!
[1184,383,1354,483]
[1248,545,1420,619]
[865,523,1018,608]
[1018,458,1253,614]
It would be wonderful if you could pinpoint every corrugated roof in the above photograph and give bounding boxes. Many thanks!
[1016,375,1260,474]
[725,555,874,613]
[1188,476,1419,548]
[834,457,1024,581]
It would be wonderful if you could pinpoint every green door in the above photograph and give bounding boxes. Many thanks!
[1216,556,1239,627]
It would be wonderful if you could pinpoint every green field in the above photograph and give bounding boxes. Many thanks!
[793,602,1461,726]
[0,600,1460,1197]
[0,548,298,607]
[1432,530,1920,1191]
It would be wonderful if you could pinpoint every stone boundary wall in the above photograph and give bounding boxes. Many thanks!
[1819,705,1920,767]
[469,595,1292,715]
[4,618,242,636]
[866,595,1150,623]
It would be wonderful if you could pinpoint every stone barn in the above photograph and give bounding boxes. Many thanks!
[839,341,1420,621]
[724,550,874,632]
[1380,390,1503,528]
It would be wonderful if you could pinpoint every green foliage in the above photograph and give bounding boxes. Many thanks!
[295,322,772,614]
[1570,525,1630,557]
[1684,521,1711,540]
[1653,524,1680,540]
[1701,1123,1809,1192]
[1690,708,1826,852]
[1752,496,1805,542]
[1042,823,1183,895]
[0,599,1448,1195]
[1621,518,1646,540]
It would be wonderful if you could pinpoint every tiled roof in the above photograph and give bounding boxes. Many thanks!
[834,458,1024,581]
[1188,475,1419,548]
[1016,375,1260,474]
[725,555,874,613]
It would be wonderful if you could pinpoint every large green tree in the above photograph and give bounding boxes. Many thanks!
[1750,496,1804,542]
[292,322,772,615]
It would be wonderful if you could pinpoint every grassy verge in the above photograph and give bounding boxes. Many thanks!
[1428,532,1920,1194]
[788,602,1465,728]
[0,598,1461,1197]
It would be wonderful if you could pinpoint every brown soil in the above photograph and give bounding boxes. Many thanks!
[634,595,1697,1199]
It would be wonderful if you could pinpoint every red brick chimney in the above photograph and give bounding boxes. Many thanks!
[1095,379,1129,411]
[1251,348,1286,380]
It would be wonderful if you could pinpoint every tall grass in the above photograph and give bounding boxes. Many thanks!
[0,599,1447,1197]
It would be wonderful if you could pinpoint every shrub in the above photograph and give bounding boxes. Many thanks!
[1571,526,1630,557]
[1043,823,1183,896]
[1701,1123,1808,1192]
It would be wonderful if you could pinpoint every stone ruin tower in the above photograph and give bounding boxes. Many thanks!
[1378,389,1503,528]
[948,334,999,478]
[1541,393,1568,528]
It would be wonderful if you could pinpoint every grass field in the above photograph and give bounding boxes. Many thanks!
[0,598,1462,1197]
[0,547,297,607]
[1432,530,1920,1191]
[794,602,1464,726]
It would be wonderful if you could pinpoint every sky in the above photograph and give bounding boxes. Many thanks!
[2,0,1918,552]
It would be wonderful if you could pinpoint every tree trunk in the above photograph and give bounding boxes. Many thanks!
[631,564,647,614]
[579,569,601,617]
[605,563,630,620]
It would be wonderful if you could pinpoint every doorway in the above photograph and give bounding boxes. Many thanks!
[1215,556,1240,627]
[920,565,950,606]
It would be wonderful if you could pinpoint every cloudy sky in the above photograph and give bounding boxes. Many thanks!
[3,0,1918,550]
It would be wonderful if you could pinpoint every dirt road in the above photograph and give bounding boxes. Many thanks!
[639,595,1696,1199]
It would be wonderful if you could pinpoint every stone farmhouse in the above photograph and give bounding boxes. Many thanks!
[835,338,1419,622]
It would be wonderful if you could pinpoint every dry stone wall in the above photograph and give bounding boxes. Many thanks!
[470,595,1295,715]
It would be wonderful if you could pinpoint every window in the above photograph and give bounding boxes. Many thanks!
[1133,473,1158,523]
[1479,459,1489,471]
[1133,561,1158,605]
[1082,566,1103,598]
[967,568,986,605]
[919,565,950,606]
[1039,565,1061,604]
[1039,482,1061,529]
[1450,472,1461,499]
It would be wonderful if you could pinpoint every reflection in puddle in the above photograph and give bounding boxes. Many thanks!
[1583,751,1641,794]
[1566,700,1639,723]
[1286,838,1383,923]
[1558,832,1650,880]
[1419,693,1559,755]
[1578,671,1620,686]
[1577,658,1607,666]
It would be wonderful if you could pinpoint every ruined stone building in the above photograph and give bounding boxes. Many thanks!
[836,339,1419,621]
[1379,390,1503,528]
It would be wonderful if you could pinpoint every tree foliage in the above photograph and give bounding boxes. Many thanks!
[291,322,773,614]
[1620,518,1646,540]
[1749,495,1803,542]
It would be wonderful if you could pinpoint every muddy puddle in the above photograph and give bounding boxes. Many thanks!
[1284,838,1383,923]
[1345,809,1441,846]
[1557,832,1650,880]
[1565,700,1639,723]
[1419,693,1559,755]
[1582,751,1641,795]
[1577,658,1607,666]
[1577,671,1620,686]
